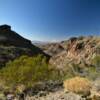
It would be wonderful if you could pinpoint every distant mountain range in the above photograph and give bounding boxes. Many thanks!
[32,41,50,46]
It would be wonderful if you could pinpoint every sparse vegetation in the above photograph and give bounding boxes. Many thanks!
[87,66,99,80]
[63,55,100,81]
[86,55,100,80]
[92,55,100,68]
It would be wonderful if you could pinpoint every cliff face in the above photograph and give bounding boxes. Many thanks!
[0,24,49,67]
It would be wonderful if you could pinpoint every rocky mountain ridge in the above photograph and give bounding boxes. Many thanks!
[0,24,49,66]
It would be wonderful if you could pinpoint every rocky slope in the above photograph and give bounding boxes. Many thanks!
[0,24,49,66]
[38,36,100,69]
[38,43,64,56]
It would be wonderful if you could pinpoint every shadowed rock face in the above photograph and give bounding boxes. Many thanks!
[0,24,50,67]
[0,25,33,48]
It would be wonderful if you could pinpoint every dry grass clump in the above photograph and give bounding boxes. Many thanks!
[63,76,92,96]
[16,84,26,93]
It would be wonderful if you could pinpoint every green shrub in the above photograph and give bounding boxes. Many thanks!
[0,55,60,88]
[92,55,100,68]
[61,64,78,80]
[87,66,99,80]
[86,55,100,80]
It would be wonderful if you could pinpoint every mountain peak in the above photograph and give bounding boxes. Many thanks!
[0,24,11,31]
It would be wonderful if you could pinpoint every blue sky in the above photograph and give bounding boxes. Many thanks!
[0,0,100,41]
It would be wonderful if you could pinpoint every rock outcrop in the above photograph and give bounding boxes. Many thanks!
[49,36,100,69]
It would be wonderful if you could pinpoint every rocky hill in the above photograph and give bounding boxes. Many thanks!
[0,24,49,66]
[38,43,64,56]
[38,36,100,69]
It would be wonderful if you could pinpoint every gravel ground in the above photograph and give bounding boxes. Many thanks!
[25,89,85,100]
